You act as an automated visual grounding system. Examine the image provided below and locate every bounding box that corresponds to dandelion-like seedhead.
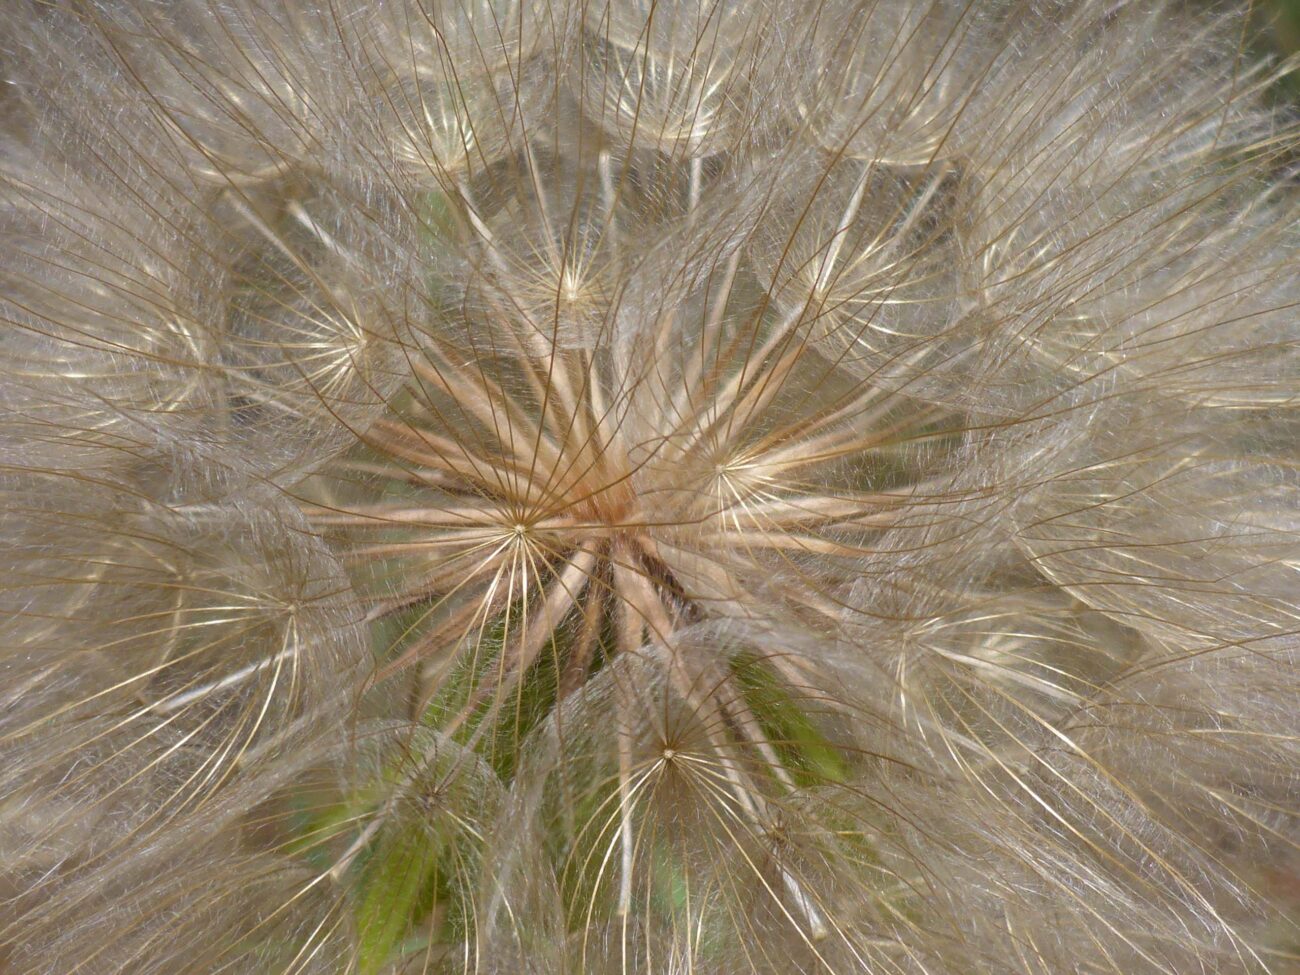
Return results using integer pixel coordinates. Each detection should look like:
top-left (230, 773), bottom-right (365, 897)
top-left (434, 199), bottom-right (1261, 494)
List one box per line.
top-left (1, 1), bottom-right (1297, 972)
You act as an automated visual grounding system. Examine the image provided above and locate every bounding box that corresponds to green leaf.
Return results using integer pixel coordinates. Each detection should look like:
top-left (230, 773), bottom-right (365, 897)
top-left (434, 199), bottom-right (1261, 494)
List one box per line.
top-left (731, 655), bottom-right (849, 787)
top-left (354, 819), bottom-right (444, 974)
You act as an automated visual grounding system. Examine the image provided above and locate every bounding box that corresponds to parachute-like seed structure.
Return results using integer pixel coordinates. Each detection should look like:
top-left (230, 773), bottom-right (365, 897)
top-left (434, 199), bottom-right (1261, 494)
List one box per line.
top-left (1, 1), bottom-right (1297, 973)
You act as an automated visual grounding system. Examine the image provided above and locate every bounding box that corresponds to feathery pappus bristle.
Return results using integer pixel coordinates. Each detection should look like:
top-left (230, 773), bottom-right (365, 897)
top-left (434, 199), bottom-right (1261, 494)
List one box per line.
top-left (1, 0), bottom-right (1297, 972)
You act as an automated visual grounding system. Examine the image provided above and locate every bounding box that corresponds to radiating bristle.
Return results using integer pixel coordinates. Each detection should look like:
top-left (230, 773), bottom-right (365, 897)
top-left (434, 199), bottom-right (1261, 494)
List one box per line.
top-left (1, 0), bottom-right (1297, 972)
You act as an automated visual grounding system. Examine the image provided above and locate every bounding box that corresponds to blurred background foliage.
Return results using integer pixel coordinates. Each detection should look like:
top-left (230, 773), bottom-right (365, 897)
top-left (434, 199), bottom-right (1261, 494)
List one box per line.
top-left (1261, 0), bottom-right (1300, 96)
